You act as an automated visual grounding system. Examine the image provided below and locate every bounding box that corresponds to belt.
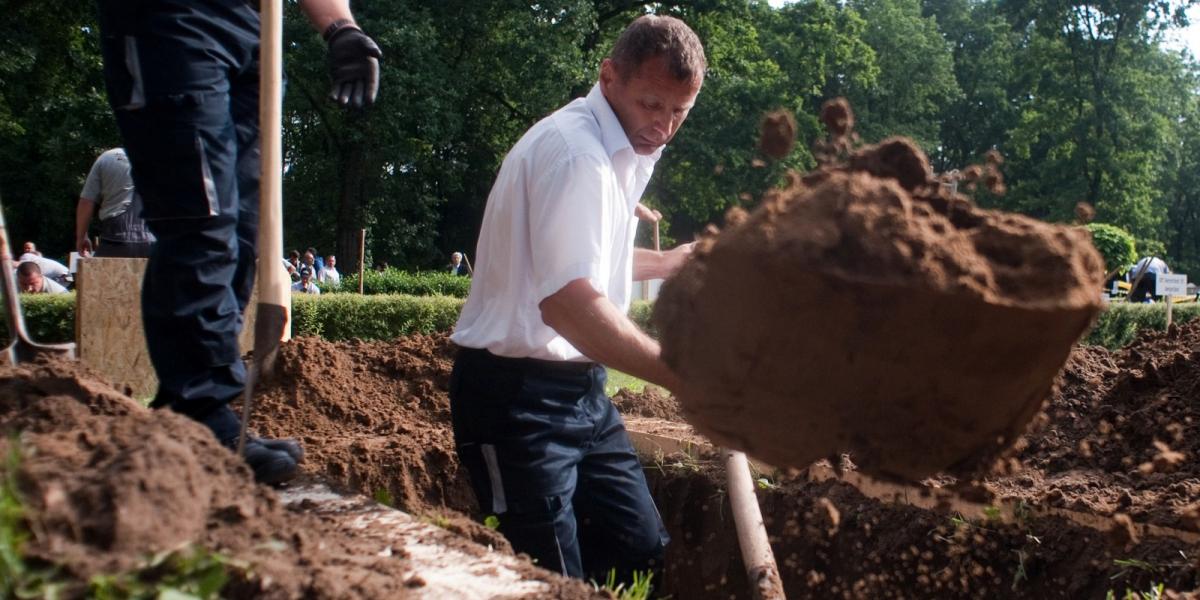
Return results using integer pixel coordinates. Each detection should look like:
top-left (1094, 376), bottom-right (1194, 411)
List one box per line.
top-left (456, 346), bottom-right (597, 375)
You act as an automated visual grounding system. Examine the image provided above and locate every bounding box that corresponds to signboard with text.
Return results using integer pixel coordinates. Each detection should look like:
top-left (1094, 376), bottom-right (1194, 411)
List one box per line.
top-left (1156, 273), bottom-right (1188, 296)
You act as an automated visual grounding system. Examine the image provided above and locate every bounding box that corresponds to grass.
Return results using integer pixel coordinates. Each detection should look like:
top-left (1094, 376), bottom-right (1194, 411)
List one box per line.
top-left (1106, 582), bottom-right (1167, 600)
top-left (605, 370), bottom-right (648, 397)
top-left (592, 568), bottom-right (655, 600)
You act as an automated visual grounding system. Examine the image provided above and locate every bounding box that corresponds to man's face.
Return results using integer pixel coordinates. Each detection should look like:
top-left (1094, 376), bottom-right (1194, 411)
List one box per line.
top-left (327, 256), bottom-right (336, 268)
top-left (451, 253), bottom-right (462, 265)
top-left (599, 55), bottom-right (703, 156)
top-left (18, 271), bottom-right (42, 293)
top-left (22, 243), bottom-right (33, 255)
top-left (303, 252), bottom-right (315, 265)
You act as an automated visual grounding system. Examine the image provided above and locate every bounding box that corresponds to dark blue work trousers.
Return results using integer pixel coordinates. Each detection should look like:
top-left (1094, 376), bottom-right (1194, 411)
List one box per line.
top-left (97, 0), bottom-right (262, 418)
top-left (450, 347), bottom-right (670, 583)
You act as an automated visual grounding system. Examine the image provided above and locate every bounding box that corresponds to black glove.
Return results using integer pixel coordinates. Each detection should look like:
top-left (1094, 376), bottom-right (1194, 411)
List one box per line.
top-left (326, 25), bottom-right (382, 108)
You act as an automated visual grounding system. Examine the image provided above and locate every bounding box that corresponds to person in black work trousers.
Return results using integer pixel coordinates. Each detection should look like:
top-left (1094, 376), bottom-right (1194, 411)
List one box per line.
top-left (95, 0), bottom-right (382, 484)
top-left (449, 15), bottom-right (704, 588)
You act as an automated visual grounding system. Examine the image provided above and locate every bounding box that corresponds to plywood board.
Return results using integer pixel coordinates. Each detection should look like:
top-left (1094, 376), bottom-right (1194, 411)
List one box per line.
top-left (76, 258), bottom-right (265, 400)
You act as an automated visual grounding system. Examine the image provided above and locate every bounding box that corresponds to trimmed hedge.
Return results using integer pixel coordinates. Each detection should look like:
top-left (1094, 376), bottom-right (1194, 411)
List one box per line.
top-left (11, 293), bottom-right (1197, 351)
top-left (329, 268), bottom-right (472, 297)
top-left (1084, 301), bottom-right (1200, 349)
top-left (292, 293), bottom-right (463, 340)
top-left (0, 293), bottom-right (76, 344)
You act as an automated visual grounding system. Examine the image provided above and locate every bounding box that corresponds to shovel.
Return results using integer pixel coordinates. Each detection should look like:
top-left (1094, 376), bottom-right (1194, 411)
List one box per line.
top-left (237, 0), bottom-right (290, 453)
top-left (0, 195), bottom-right (76, 364)
top-left (653, 220), bottom-right (784, 599)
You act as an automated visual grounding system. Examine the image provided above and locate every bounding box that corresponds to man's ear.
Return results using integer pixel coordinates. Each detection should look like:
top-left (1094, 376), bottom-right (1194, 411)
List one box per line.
top-left (599, 58), bottom-right (615, 89)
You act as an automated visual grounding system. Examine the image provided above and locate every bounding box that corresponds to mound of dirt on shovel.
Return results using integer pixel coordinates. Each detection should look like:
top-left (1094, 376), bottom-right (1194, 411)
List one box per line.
top-left (0, 359), bottom-right (420, 598)
top-left (655, 103), bottom-right (1104, 482)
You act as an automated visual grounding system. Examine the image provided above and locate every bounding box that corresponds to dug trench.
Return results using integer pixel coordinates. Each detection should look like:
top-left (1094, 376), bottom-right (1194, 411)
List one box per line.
top-left (248, 332), bottom-right (1199, 598)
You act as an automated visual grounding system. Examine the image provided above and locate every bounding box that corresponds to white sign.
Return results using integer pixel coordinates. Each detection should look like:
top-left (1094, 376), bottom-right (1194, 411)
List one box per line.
top-left (1156, 273), bottom-right (1188, 296)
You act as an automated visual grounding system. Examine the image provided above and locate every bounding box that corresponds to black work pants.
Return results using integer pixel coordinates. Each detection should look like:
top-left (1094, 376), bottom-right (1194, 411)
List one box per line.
top-left (97, 0), bottom-right (261, 419)
top-left (450, 347), bottom-right (670, 584)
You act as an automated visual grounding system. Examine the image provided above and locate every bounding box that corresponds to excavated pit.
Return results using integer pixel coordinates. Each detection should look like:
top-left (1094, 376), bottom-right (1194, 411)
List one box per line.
top-left (654, 137), bottom-right (1105, 481)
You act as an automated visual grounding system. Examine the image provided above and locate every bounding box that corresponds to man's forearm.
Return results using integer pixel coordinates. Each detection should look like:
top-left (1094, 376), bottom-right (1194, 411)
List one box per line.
top-left (540, 279), bottom-right (681, 391)
top-left (633, 248), bottom-right (669, 281)
top-left (75, 199), bottom-right (95, 243)
top-left (298, 0), bottom-right (354, 33)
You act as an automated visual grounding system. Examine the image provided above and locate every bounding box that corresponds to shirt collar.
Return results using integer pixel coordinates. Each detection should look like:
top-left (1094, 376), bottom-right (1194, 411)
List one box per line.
top-left (585, 83), bottom-right (664, 163)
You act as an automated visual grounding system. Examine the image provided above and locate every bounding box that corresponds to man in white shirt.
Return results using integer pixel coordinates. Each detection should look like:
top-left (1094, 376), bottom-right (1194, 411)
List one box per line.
top-left (449, 15), bottom-right (704, 586)
top-left (17, 262), bottom-right (68, 294)
top-left (317, 255), bottom-right (341, 286)
top-left (292, 268), bottom-right (321, 294)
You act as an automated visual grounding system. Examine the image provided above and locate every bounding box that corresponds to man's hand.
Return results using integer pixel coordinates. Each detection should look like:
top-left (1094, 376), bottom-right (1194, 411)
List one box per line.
top-left (77, 236), bottom-right (93, 257)
top-left (327, 26), bottom-right (382, 108)
top-left (634, 203), bottom-right (662, 223)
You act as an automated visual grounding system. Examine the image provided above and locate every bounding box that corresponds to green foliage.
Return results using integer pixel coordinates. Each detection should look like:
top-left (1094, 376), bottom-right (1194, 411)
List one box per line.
top-left (1087, 223), bottom-right (1139, 273)
top-left (1086, 302), bottom-right (1200, 349)
top-left (291, 293), bottom-right (463, 341)
top-left (592, 568), bottom-right (654, 600)
top-left (604, 370), bottom-right (649, 397)
top-left (0, 441), bottom-right (65, 600)
top-left (373, 488), bottom-right (395, 508)
top-left (483, 515), bottom-right (500, 530)
top-left (333, 268), bottom-right (472, 297)
top-left (1106, 582), bottom-right (1166, 600)
top-left (87, 545), bottom-right (237, 600)
top-left (0, 293), bottom-right (76, 344)
top-left (628, 300), bottom-right (656, 337)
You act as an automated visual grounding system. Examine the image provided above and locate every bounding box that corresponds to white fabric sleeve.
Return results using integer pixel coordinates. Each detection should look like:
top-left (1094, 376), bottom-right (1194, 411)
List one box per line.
top-left (80, 157), bottom-right (103, 201)
top-left (528, 153), bottom-right (616, 303)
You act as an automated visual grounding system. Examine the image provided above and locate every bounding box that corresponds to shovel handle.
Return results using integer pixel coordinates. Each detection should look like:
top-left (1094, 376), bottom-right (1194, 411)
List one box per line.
top-left (725, 448), bottom-right (786, 600)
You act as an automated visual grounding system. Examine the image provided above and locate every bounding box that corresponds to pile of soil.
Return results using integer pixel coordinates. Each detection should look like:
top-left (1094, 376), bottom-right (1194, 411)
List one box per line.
top-left (654, 103), bottom-right (1104, 481)
top-left (246, 334), bottom-right (505, 549)
top-left (0, 359), bottom-right (419, 598)
top-left (991, 321), bottom-right (1200, 530)
top-left (647, 463), bottom-right (1200, 599)
top-left (612, 385), bottom-right (682, 420)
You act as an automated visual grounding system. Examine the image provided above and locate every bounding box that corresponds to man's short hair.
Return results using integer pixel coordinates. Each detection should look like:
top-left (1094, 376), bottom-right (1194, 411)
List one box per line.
top-left (610, 15), bottom-right (706, 82)
top-left (16, 261), bottom-right (41, 277)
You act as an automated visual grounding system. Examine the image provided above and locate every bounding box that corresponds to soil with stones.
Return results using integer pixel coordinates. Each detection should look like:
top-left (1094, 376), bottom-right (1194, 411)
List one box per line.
top-left (0, 351), bottom-right (601, 599)
top-left (988, 320), bottom-right (1200, 531)
top-left (655, 128), bottom-right (1104, 482)
top-left (646, 462), bottom-right (1200, 600)
top-left (612, 385), bottom-right (682, 420)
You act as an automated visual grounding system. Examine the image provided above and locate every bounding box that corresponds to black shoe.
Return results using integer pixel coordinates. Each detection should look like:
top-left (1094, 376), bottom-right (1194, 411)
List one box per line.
top-left (241, 438), bottom-right (299, 485)
top-left (253, 436), bottom-right (304, 464)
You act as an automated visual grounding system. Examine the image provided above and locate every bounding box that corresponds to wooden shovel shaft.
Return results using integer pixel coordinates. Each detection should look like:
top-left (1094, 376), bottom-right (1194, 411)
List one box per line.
top-left (725, 449), bottom-right (786, 600)
top-left (240, 0), bottom-right (288, 453)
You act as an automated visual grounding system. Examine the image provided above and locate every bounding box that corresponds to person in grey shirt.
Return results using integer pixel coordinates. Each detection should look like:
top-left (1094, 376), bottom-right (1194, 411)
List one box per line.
top-left (17, 262), bottom-right (68, 294)
top-left (76, 148), bottom-right (155, 258)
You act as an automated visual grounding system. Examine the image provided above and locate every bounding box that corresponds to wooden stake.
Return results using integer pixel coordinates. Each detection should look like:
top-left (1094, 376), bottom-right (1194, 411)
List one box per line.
top-left (1167, 293), bottom-right (1174, 328)
top-left (725, 449), bottom-right (786, 600)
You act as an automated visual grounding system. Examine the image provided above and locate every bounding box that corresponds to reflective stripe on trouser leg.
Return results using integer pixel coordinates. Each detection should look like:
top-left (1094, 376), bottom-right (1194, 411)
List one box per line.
top-left (479, 443), bottom-right (508, 514)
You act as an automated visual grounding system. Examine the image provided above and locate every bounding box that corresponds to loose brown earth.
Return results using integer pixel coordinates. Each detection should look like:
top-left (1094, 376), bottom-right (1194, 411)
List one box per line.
top-left (4, 328), bottom-right (1199, 597)
top-left (0, 350), bottom-right (601, 599)
top-left (655, 106), bottom-right (1105, 481)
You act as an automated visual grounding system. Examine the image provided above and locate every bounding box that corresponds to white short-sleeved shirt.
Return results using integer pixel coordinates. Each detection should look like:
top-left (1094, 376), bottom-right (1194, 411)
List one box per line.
top-left (451, 83), bottom-right (661, 361)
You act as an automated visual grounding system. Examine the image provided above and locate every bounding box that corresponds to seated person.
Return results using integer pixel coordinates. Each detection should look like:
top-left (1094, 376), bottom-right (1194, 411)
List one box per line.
top-left (17, 261), bottom-right (68, 294)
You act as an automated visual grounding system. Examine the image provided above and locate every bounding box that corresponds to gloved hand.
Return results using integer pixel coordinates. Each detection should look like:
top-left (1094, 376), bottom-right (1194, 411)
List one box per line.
top-left (326, 25), bottom-right (382, 108)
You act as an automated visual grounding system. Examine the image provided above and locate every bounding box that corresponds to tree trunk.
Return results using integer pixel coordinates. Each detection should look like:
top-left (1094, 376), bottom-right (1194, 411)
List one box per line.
top-left (336, 145), bottom-right (367, 275)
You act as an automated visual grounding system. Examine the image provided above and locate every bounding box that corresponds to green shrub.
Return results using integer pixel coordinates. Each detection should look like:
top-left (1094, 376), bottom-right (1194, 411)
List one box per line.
top-left (629, 300), bottom-right (655, 336)
top-left (291, 293), bottom-right (464, 340)
top-left (329, 268), bottom-right (472, 297)
top-left (0, 293), bottom-right (76, 344)
top-left (1086, 223), bottom-right (1137, 274)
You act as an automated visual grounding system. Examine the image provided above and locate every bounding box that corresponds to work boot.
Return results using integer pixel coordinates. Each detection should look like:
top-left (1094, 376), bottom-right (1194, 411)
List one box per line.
top-left (251, 435), bottom-right (304, 464)
top-left (200, 404), bottom-right (299, 485)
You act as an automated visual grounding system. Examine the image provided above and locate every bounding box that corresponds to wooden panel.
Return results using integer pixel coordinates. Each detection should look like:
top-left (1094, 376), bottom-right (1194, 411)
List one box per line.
top-left (76, 258), bottom-right (265, 401)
